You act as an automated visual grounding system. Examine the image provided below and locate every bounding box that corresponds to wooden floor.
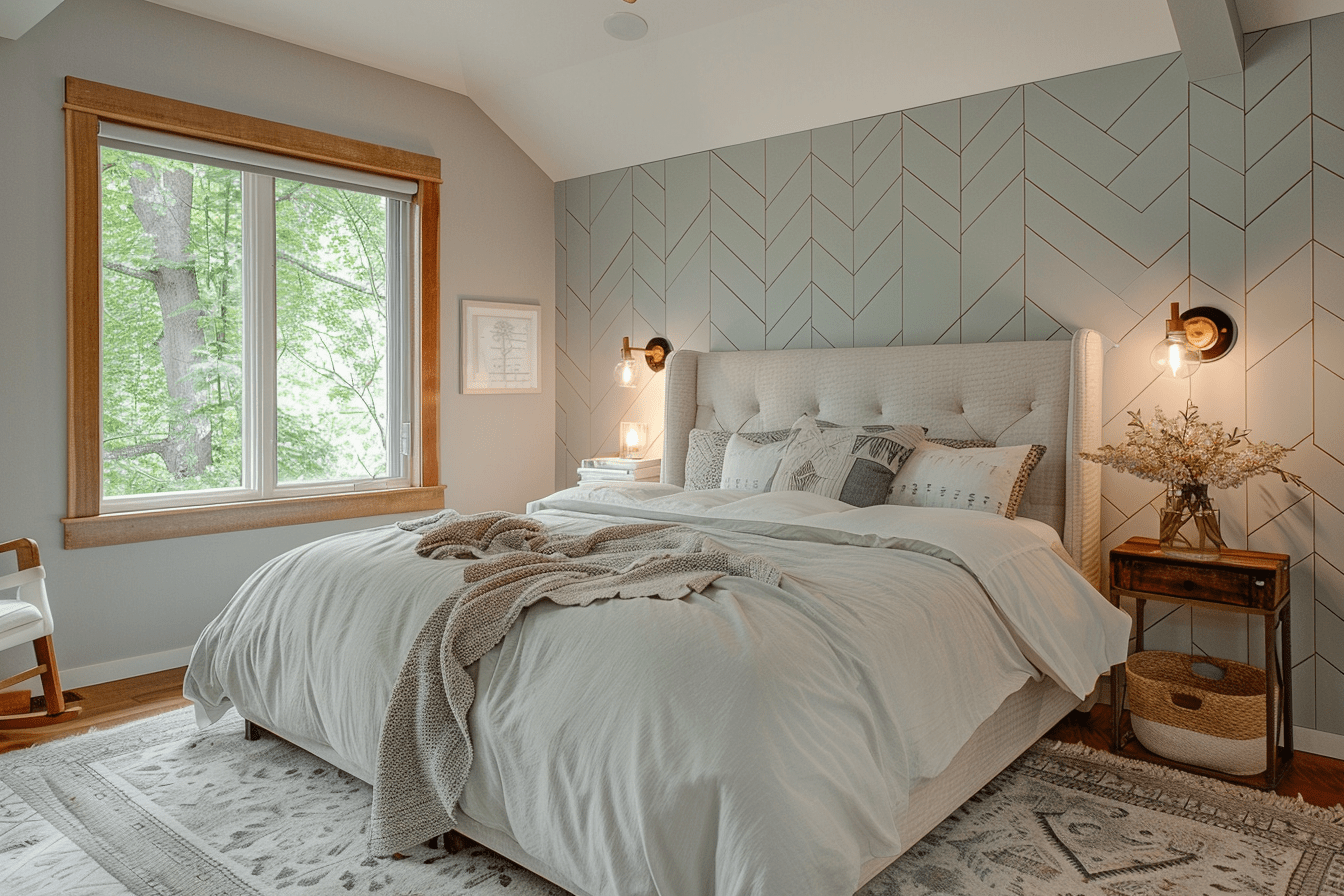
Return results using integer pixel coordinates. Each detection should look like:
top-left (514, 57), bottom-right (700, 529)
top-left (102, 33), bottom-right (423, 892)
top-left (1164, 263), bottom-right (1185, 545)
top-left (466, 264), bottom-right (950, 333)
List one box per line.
top-left (0, 667), bottom-right (191, 754)
top-left (4, 668), bottom-right (1343, 810)
top-left (1047, 703), bottom-right (1344, 809)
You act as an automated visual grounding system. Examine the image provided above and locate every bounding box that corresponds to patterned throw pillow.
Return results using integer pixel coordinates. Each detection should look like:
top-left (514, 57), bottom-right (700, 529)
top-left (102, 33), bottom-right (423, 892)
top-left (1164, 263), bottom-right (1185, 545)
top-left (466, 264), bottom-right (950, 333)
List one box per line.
top-left (888, 441), bottom-right (1047, 519)
top-left (682, 420), bottom-right (933, 491)
top-left (719, 434), bottom-right (792, 492)
top-left (926, 437), bottom-right (996, 449)
top-left (769, 415), bottom-right (925, 507)
top-left (684, 427), bottom-right (793, 490)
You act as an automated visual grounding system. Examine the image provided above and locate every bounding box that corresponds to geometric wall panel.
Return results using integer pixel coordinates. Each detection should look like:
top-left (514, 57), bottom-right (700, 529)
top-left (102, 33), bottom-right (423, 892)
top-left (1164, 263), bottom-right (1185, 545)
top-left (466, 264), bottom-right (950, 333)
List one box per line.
top-left (555, 10), bottom-right (1344, 739)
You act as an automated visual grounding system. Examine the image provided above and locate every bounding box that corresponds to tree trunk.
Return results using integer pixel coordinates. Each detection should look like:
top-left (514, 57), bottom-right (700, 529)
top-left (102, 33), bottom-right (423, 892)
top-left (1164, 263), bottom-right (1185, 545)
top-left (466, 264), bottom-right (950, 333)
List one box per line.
top-left (126, 161), bottom-right (212, 479)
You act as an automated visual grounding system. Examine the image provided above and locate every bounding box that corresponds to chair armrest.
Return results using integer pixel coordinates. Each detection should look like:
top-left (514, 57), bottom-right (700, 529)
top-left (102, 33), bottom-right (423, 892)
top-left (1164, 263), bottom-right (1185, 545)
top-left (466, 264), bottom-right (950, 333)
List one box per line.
top-left (0, 538), bottom-right (40, 571)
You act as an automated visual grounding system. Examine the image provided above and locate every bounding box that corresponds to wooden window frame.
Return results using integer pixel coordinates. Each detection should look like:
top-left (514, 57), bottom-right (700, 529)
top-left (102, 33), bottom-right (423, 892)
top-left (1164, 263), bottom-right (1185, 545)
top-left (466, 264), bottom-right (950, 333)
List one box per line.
top-left (62, 77), bottom-right (445, 549)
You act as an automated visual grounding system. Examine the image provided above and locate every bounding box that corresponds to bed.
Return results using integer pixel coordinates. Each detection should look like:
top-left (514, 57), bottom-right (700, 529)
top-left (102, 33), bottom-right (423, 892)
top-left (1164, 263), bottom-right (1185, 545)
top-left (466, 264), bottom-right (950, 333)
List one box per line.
top-left (184, 327), bottom-right (1130, 896)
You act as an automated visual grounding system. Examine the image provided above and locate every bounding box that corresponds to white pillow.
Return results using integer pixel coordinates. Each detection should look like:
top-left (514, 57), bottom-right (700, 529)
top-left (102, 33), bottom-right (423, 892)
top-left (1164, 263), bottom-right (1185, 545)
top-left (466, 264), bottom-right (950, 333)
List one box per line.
top-left (888, 440), bottom-right (1046, 519)
top-left (769, 415), bottom-right (924, 507)
top-left (719, 433), bottom-right (792, 492)
top-left (684, 427), bottom-right (794, 490)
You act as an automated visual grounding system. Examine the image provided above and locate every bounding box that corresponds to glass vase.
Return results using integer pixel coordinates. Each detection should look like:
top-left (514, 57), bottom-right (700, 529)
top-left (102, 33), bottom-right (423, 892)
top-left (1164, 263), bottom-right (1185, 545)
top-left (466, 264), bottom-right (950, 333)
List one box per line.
top-left (1157, 483), bottom-right (1224, 561)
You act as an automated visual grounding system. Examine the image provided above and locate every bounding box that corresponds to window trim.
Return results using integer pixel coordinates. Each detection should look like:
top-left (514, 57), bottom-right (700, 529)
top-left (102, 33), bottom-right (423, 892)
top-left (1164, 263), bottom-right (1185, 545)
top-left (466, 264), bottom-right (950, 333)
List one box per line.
top-left (63, 77), bottom-right (445, 549)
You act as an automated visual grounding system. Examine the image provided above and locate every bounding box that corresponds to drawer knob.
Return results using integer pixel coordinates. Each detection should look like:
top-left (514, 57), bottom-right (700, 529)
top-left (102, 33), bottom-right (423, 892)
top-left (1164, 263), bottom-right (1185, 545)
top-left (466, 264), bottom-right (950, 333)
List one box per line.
top-left (1255, 580), bottom-right (1266, 587)
top-left (1182, 579), bottom-right (1197, 591)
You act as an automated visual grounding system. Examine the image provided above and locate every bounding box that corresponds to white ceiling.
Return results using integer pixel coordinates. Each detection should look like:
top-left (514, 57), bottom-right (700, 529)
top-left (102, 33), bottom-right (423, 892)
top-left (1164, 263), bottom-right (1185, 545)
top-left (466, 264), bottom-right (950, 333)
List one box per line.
top-left (12, 1), bottom-right (1344, 181)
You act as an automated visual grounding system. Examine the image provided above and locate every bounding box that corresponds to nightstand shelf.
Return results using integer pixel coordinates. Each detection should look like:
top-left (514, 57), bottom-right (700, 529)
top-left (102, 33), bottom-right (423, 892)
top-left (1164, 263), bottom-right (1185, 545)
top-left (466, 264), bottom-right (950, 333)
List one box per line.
top-left (1109, 536), bottom-right (1293, 791)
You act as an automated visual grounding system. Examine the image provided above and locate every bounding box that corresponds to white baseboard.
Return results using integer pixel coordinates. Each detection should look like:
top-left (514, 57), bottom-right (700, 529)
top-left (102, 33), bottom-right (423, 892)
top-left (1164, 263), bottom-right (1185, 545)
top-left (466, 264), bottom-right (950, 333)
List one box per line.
top-left (60, 646), bottom-right (193, 691)
top-left (1293, 726), bottom-right (1344, 762)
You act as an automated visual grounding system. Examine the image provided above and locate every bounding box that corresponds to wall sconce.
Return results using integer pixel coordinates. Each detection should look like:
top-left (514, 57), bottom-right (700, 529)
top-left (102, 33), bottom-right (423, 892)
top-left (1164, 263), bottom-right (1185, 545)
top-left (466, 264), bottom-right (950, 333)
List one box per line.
top-left (619, 421), bottom-right (649, 458)
top-left (613, 336), bottom-right (673, 388)
top-left (1149, 303), bottom-right (1236, 379)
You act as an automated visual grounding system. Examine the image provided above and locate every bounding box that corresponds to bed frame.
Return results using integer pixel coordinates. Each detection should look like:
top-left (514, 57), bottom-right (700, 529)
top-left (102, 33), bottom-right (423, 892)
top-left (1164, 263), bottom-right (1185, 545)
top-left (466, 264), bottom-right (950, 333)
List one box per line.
top-left (251, 328), bottom-right (1108, 895)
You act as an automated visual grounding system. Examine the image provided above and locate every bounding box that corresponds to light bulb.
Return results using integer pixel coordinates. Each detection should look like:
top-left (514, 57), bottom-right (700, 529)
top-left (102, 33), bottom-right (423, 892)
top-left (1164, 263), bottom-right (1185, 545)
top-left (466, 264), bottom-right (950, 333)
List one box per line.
top-left (1149, 302), bottom-right (1203, 379)
top-left (1150, 331), bottom-right (1202, 379)
top-left (614, 336), bottom-right (640, 388)
top-left (618, 421), bottom-right (647, 458)
top-left (614, 358), bottom-right (639, 388)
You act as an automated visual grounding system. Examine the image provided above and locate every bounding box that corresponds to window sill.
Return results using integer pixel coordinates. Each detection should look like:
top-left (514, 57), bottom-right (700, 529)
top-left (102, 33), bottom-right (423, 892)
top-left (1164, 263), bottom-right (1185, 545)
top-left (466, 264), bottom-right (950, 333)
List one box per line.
top-left (62, 486), bottom-right (447, 549)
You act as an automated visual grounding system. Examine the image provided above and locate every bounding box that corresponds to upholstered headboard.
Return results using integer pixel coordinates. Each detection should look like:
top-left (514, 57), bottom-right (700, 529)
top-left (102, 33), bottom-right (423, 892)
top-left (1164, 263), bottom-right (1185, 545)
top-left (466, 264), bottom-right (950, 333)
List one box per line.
top-left (661, 329), bottom-right (1105, 587)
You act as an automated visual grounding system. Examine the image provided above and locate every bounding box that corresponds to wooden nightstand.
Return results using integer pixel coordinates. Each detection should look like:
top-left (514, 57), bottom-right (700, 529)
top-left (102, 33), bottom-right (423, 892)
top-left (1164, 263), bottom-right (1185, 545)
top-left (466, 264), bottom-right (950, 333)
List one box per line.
top-left (1109, 536), bottom-right (1293, 790)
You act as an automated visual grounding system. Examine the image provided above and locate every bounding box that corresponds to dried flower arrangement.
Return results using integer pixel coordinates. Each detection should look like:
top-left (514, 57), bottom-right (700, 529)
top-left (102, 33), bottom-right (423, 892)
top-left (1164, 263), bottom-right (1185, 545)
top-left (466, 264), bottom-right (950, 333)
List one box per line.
top-left (1080, 401), bottom-right (1304, 557)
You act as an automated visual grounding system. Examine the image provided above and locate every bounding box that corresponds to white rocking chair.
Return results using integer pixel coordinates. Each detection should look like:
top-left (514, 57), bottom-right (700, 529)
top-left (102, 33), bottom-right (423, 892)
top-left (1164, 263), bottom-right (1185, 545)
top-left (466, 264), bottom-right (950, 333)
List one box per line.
top-left (0, 538), bottom-right (81, 728)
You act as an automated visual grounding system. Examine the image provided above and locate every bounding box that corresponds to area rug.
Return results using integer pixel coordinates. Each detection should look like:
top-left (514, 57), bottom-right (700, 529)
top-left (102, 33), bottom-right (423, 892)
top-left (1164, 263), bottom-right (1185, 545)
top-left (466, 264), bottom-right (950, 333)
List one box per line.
top-left (2, 709), bottom-right (1342, 895)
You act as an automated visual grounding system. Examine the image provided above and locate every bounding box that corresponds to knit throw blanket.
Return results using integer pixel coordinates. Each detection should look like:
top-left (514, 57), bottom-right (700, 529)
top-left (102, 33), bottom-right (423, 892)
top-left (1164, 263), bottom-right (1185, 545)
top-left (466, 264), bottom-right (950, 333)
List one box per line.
top-left (368, 512), bottom-right (781, 854)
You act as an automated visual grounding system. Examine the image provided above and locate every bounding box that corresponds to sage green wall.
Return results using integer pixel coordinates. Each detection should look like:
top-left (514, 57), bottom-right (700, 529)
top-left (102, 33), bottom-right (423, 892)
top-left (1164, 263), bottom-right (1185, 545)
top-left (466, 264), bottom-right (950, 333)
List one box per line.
top-left (556, 16), bottom-right (1344, 738)
top-left (0, 0), bottom-right (555, 685)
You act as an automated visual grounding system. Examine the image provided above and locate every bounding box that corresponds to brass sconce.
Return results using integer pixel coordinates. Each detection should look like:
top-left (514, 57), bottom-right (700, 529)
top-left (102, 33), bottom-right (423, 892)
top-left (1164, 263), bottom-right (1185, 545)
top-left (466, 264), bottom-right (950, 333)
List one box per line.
top-left (1150, 303), bottom-right (1236, 379)
top-left (614, 336), bottom-right (672, 388)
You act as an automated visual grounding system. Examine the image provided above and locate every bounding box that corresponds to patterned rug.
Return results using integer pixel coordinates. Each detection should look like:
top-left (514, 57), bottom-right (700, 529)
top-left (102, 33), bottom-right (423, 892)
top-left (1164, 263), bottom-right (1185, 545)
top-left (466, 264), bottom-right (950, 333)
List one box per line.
top-left (2, 708), bottom-right (1342, 895)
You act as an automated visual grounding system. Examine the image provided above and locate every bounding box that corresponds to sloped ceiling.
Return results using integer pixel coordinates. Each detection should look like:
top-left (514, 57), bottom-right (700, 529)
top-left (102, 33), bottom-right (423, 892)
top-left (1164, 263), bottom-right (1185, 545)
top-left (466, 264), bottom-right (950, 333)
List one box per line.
top-left (109, 0), bottom-right (1344, 180)
top-left (0, 0), bottom-right (63, 40)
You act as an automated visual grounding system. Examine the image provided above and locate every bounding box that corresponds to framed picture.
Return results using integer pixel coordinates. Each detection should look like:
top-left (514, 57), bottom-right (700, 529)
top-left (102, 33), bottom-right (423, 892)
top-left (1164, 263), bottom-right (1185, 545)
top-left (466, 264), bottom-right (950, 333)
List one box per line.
top-left (460, 299), bottom-right (541, 394)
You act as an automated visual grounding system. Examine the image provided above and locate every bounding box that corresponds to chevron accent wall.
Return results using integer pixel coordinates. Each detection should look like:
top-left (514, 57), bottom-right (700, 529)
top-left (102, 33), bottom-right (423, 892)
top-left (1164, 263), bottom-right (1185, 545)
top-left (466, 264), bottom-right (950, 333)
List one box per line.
top-left (556, 14), bottom-right (1344, 738)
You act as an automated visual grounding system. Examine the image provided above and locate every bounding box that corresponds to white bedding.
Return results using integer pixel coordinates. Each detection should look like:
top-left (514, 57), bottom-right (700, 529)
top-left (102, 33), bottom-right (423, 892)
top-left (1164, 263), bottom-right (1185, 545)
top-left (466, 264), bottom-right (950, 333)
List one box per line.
top-left (185, 486), bottom-right (1129, 896)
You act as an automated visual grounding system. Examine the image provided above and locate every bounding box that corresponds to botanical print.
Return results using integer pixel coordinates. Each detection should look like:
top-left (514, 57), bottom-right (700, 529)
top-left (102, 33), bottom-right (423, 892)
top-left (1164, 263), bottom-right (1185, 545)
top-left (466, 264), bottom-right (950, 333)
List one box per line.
top-left (462, 300), bottom-right (540, 393)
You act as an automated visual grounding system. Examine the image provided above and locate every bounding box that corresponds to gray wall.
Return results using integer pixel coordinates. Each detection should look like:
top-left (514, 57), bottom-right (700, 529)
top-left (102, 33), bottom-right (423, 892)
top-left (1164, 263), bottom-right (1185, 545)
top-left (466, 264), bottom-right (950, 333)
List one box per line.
top-left (0, 0), bottom-right (555, 684)
top-left (556, 17), bottom-right (1344, 739)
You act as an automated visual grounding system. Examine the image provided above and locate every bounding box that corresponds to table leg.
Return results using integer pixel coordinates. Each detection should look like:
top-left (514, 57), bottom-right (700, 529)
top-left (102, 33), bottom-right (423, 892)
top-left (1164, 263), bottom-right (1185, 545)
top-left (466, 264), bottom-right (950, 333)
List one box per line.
top-left (1266, 605), bottom-right (1278, 787)
top-left (1282, 601), bottom-right (1294, 762)
top-left (1135, 598), bottom-right (1146, 652)
top-left (1111, 661), bottom-right (1125, 752)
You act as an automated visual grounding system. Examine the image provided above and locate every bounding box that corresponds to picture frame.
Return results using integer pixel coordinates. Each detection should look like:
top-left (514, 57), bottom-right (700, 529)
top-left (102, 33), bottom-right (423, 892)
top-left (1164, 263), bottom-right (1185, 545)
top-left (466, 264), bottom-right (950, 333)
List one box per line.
top-left (460, 299), bottom-right (541, 394)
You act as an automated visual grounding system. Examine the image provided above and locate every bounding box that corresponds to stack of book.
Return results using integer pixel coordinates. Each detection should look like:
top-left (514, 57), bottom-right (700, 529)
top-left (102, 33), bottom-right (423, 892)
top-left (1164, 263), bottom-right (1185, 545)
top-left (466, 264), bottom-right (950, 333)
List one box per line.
top-left (577, 456), bottom-right (661, 483)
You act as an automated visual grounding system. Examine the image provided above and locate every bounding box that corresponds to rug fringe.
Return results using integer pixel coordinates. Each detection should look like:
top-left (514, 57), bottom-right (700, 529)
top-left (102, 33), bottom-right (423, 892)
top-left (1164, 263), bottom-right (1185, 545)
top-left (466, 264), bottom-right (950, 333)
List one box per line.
top-left (1031, 738), bottom-right (1344, 824)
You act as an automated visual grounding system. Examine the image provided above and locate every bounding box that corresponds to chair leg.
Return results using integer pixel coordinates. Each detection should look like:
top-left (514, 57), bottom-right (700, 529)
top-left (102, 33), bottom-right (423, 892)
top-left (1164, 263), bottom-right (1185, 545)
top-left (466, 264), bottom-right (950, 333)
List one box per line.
top-left (32, 635), bottom-right (66, 716)
top-left (0, 637), bottom-right (81, 729)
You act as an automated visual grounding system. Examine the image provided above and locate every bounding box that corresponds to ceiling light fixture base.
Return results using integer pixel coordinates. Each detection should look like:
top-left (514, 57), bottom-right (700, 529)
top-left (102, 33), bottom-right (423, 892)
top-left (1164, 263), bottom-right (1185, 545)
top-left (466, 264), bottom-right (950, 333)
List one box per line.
top-left (603, 11), bottom-right (647, 40)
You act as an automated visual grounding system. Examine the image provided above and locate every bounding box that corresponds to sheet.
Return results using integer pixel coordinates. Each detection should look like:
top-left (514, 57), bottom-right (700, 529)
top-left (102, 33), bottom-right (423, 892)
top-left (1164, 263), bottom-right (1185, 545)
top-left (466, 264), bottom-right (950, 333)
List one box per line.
top-left (185, 485), bottom-right (1129, 896)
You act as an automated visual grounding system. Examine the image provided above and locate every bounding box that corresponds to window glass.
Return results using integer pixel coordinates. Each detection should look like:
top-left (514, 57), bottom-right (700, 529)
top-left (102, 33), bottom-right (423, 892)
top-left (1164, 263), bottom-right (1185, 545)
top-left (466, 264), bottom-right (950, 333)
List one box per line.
top-left (274, 179), bottom-right (400, 484)
top-left (98, 151), bottom-right (408, 505)
top-left (100, 148), bottom-right (244, 497)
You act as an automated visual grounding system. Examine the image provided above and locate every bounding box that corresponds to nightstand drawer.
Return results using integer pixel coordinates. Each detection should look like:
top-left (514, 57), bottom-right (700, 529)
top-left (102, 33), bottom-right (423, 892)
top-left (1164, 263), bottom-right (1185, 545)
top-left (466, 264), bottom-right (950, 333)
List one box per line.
top-left (1110, 538), bottom-right (1289, 611)
top-left (1120, 561), bottom-right (1275, 608)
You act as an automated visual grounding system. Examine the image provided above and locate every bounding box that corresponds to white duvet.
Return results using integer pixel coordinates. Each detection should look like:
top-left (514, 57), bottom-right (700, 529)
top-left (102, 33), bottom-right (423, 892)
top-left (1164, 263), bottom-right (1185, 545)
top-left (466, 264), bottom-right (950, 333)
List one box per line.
top-left (185, 485), bottom-right (1130, 896)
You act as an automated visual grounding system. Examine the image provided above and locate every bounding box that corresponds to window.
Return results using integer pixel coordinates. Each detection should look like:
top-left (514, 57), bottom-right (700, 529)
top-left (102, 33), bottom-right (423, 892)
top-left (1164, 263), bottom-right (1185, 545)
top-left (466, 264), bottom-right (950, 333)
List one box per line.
top-left (64, 78), bottom-right (444, 548)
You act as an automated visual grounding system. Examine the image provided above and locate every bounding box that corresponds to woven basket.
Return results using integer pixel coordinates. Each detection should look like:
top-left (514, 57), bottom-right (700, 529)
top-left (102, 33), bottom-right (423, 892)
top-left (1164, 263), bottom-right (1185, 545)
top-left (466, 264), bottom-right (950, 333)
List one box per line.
top-left (1126, 650), bottom-right (1272, 776)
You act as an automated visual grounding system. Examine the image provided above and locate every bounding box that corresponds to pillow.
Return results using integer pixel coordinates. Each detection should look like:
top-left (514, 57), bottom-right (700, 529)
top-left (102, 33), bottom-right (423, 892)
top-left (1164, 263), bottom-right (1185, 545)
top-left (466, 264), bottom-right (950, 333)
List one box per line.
top-left (926, 437), bottom-right (995, 449)
top-left (887, 440), bottom-right (1047, 519)
top-left (684, 427), bottom-right (794, 490)
top-left (769, 415), bottom-right (924, 507)
top-left (682, 420), bottom-right (929, 491)
top-left (719, 434), bottom-right (792, 492)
